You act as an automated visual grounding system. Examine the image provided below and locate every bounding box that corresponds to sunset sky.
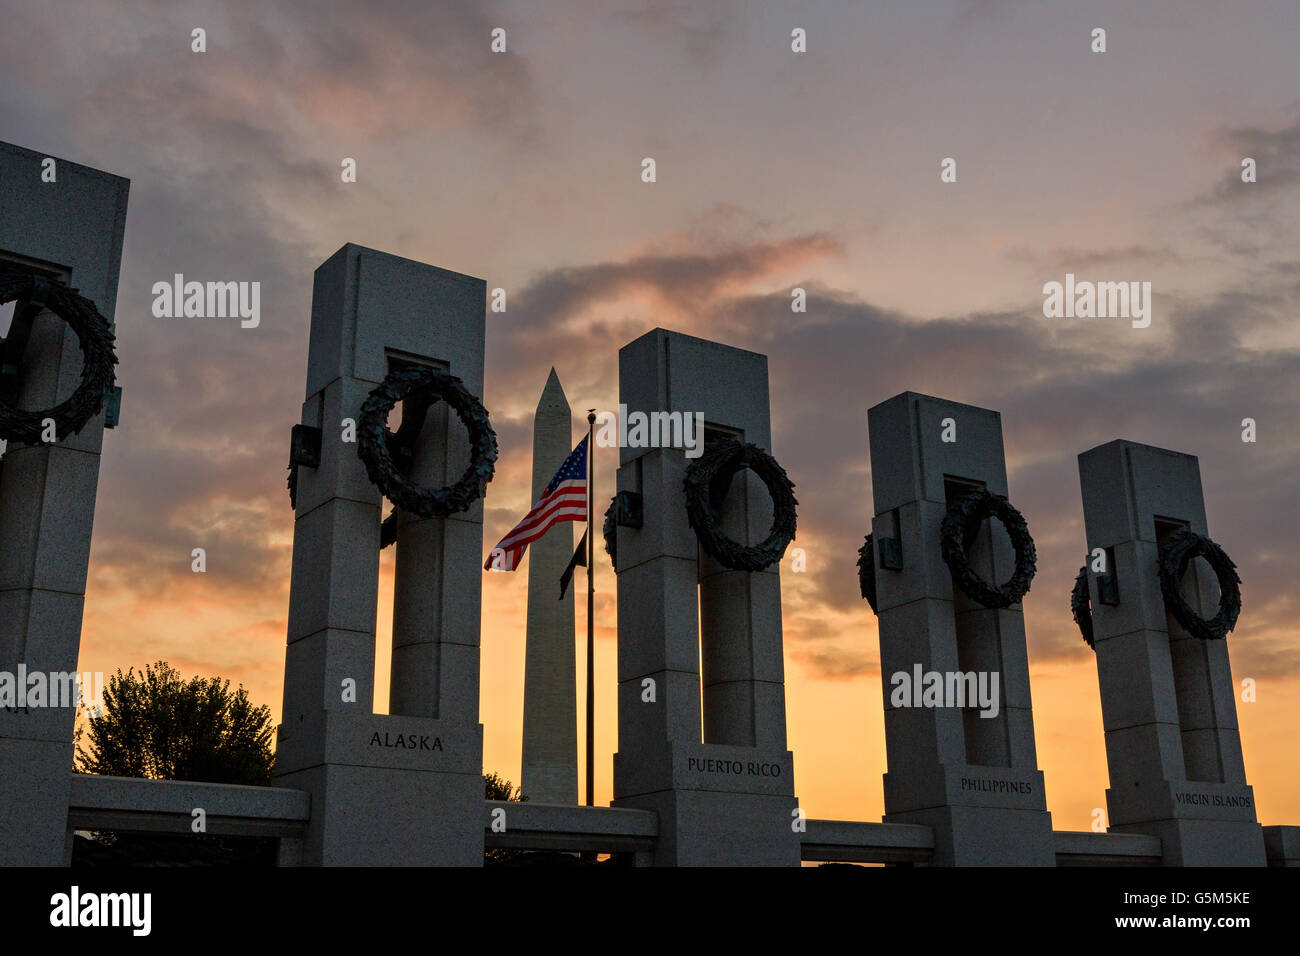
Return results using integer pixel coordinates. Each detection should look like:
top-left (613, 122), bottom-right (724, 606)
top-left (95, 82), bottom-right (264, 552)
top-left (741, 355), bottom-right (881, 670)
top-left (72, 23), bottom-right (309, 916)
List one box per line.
top-left (3, 0), bottom-right (1299, 831)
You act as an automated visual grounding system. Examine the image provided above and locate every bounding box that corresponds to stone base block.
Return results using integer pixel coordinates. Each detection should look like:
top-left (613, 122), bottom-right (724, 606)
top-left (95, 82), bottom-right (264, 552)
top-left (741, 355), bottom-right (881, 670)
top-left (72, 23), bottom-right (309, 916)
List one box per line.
top-left (1105, 777), bottom-right (1265, 866)
top-left (613, 740), bottom-right (798, 866)
top-left (884, 803), bottom-right (1056, 866)
top-left (276, 762), bottom-right (483, 866)
top-left (0, 736), bottom-right (73, 865)
top-left (1263, 825), bottom-right (1300, 867)
top-left (614, 788), bottom-right (800, 866)
top-left (274, 710), bottom-right (484, 866)
top-left (275, 709), bottom-right (481, 776)
top-left (614, 740), bottom-right (794, 800)
top-left (1106, 779), bottom-right (1259, 828)
top-left (1109, 817), bottom-right (1266, 867)
top-left (883, 763), bottom-right (1047, 814)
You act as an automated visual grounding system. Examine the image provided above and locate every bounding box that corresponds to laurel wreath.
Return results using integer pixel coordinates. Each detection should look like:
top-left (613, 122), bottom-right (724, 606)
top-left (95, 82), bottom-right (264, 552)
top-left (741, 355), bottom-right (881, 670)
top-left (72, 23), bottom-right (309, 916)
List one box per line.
top-left (939, 489), bottom-right (1037, 609)
top-left (356, 366), bottom-right (497, 518)
top-left (603, 496), bottom-right (618, 571)
top-left (683, 437), bottom-right (797, 572)
top-left (858, 534), bottom-right (878, 613)
top-left (0, 272), bottom-right (117, 444)
top-left (1157, 529), bottom-right (1242, 641)
top-left (1071, 566), bottom-right (1094, 649)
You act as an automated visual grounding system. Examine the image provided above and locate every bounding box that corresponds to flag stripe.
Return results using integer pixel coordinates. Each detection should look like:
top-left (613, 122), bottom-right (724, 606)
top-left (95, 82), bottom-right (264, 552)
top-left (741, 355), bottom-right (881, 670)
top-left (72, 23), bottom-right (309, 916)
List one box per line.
top-left (485, 436), bottom-right (589, 571)
top-left (497, 486), bottom-right (586, 535)
top-left (496, 497), bottom-right (587, 548)
top-left (501, 500), bottom-right (586, 539)
top-left (496, 507), bottom-right (586, 551)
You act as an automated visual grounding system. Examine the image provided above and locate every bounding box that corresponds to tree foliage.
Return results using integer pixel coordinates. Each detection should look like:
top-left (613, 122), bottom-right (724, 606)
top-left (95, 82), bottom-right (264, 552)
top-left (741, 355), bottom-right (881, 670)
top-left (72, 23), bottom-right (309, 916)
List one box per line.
top-left (484, 771), bottom-right (525, 802)
top-left (484, 772), bottom-right (528, 864)
top-left (75, 661), bottom-right (275, 786)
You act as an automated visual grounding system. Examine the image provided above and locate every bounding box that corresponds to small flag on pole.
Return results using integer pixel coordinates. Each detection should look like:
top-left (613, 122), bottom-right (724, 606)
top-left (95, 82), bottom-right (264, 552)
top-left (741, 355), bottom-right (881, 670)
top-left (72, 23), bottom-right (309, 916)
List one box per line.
top-left (485, 436), bottom-right (588, 572)
top-left (559, 530), bottom-right (587, 599)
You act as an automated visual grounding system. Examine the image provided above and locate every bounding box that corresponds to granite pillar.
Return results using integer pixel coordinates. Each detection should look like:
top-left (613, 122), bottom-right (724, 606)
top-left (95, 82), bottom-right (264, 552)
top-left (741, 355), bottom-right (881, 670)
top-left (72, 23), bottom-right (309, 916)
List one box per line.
top-left (866, 392), bottom-right (1054, 865)
top-left (0, 141), bottom-right (128, 866)
top-left (1077, 439), bottom-right (1266, 866)
top-left (611, 328), bottom-right (800, 866)
top-left (274, 244), bottom-right (487, 865)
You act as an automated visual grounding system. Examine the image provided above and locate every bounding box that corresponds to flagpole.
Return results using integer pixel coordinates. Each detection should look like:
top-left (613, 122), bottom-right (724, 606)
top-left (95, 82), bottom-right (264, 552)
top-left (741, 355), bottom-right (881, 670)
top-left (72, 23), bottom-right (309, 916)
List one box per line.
top-left (585, 410), bottom-right (596, 809)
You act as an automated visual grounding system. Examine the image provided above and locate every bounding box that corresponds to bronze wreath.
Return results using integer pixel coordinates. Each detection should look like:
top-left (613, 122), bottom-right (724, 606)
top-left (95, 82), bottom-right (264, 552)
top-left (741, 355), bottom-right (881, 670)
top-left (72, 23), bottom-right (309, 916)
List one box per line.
top-left (683, 437), bottom-right (797, 572)
top-left (356, 366), bottom-right (497, 518)
top-left (0, 272), bottom-right (117, 444)
top-left (1157, 529), bottom-right (1241, 640)
top-left (939, 489), bottom-right (1036, 609)
top-left (858, 534), bottom-right (878, 613)
top-left (603, 496), bottom-right (618, 571)
top-left (1071, 566), bottom-right (1094, 649)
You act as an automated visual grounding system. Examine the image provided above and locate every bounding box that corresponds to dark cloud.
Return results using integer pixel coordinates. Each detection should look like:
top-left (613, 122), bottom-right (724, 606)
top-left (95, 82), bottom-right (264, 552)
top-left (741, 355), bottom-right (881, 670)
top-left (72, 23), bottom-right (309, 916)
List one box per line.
top-left (0, 0), bottom-right (541, 640)
top-left (487, 234), bottom-right (842, 388)
top-left (3, 0), bottom-right (1295, 702)
top-left (1, 0), bottom-right (535, 148)
top-left (1208, 112), bottom-right (1300, 199)
top-left (486, 238), bottom-right (1300, 680)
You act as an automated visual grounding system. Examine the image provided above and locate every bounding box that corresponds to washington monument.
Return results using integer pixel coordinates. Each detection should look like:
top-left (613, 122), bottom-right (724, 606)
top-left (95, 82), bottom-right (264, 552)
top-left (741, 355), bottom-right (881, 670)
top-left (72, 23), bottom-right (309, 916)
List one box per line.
top-left (521, 368), bottom-right (578, 803)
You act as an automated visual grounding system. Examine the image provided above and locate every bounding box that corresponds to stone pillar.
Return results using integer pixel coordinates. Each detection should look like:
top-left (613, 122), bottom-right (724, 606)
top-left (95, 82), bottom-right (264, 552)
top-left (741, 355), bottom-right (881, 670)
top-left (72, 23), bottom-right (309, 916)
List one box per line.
top-left (1077, 440), bottom-right (1266, 866)
top-left (274, 244), bottom-right (486, 866)
top-left (521, 368), bottom-right (577, 804)
top-left (866, 392), bottom-right (1054, 865)
top-left (0, 142), bottom-right (128, 866)
top-left (611, 328), bottom-right (800, 866)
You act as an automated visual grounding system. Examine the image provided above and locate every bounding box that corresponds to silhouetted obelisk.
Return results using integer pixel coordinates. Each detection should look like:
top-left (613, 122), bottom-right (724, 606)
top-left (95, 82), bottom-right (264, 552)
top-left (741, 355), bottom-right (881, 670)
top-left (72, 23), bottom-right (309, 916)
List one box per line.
top-left (521, 368), bottom-right (578, 803)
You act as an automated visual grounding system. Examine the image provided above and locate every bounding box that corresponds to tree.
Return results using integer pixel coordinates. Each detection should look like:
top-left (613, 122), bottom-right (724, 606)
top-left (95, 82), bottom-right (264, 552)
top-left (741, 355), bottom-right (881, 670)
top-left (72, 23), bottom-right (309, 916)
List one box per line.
top-left (484, 771), bottom-right (525, 802)
top-left (75, 661), bottom-right (275, 786)
top-left (483, 771), bottom-right (528, 865)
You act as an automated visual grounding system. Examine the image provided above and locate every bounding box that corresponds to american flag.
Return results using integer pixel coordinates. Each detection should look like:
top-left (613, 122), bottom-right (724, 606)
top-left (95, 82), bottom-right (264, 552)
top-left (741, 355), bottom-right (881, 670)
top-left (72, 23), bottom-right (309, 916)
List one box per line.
top-left (484, 436), bottom-right (588, 571)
